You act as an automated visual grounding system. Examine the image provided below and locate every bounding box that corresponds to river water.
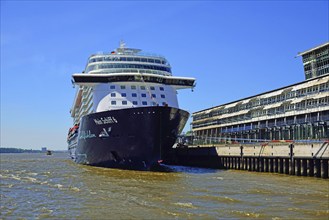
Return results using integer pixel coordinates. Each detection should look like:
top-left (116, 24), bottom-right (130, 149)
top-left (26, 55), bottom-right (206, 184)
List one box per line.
top-left (0, 152), bottom-right (328, 219)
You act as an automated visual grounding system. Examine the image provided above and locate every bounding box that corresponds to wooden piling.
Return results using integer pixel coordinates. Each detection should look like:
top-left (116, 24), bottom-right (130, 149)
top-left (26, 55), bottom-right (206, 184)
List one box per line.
top-left (274, 158), bottom-right (278, 173)
top-left (170, 142), bottom-right (328, 179)
top-left (284, 158), bottom-right (290, 174)
top-left (279, 158), bottom-right (284, 174)
top-left (321, 159), bottom-right (328, 179)
top-left (308, 159), bottom-right (314, 177)
top-left (301, 159), bottom-right (307, 176)
top-left (315, 159), bottom-right (321, 178)
top-left (260, 157), bottom-right (264, 172)
top-left (296, 158), bottom-right (301, 176)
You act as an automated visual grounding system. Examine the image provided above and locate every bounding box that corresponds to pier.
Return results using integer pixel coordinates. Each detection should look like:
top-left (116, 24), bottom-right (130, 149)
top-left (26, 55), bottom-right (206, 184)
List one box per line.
top-left (167, 140), bottom-right (329, 179)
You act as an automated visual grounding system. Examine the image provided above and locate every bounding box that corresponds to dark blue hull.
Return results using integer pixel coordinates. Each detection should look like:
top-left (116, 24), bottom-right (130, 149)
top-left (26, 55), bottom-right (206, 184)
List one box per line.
top-left (68, 106), bottom-right (189, 171)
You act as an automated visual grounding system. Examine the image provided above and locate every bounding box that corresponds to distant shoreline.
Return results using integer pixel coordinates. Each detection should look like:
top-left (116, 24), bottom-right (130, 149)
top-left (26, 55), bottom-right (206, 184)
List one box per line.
top-left (0, 148), bottom-right (67, 153)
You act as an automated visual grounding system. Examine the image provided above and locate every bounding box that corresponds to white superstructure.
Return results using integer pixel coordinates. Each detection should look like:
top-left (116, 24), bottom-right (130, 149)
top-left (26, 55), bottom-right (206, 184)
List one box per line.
top-left (70, 42), bottom-right (195, 125)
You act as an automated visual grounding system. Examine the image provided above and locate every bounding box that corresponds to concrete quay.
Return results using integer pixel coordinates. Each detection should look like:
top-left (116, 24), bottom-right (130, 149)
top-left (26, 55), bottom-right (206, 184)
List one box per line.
top-left (166, 141), bottom-right (329, 179)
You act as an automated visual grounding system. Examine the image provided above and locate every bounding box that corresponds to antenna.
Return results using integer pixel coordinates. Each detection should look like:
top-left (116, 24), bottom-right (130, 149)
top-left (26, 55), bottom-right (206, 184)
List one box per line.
top-left (119, 40), bottom-right (126, 48)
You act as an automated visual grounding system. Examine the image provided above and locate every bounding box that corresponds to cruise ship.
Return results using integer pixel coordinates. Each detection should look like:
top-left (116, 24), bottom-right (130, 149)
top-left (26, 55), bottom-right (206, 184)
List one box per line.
top-left (67, 42), bottom-right (196, 170)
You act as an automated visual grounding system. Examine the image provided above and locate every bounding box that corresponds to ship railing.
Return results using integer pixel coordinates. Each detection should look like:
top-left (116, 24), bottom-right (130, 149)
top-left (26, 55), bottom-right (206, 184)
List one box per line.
top-left (89, 68), bottom-right (172, 76)
top-left (90, 51), bottom-right (166, 59)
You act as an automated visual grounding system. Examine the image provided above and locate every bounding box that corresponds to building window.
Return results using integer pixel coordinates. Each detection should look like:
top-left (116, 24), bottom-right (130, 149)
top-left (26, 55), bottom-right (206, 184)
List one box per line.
top-left (132, 93), bottom-right (137, 97)
top-left (121, 93), bottom-right (126, 97)
top-left (131, 85), bottom-right (136, 90)
top-left (141, 93), bottom-right (146, 97)
top-left (141, 86), bottom-right (146, 90)
top-left (111, 93), bottom-right (116, 97)
top-left (160, 87), bottom-right (164, 91)
top-left (111, 101), bottom-right (116, 105)
top-left (122, 101), bottom-right (127, 105)
top-left (133, 101), bottom-right (138, 105)
top-left (121, 85), bottom-right (126, 89)
top-left (152, 94), bottom-right (156, 98)
top-left (161, 94), bottom-right (165, 98)
top-left (150, 86), bottom-right (155, 90)
top-left (110, 85), bottom-right (115, 89)
top-left (142, 101), bottom-right (147, 105)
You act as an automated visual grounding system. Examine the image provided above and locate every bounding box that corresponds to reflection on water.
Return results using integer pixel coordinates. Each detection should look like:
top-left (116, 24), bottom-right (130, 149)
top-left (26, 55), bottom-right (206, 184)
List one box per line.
top-left (1, 153), bottom-right (328, 219)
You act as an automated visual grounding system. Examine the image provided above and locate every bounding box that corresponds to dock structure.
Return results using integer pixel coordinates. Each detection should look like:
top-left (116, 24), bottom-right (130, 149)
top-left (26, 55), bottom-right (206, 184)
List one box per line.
top-left (167, 140), bottom-right (329, 179)
top-left (183, 42), bottom-right (329, 178)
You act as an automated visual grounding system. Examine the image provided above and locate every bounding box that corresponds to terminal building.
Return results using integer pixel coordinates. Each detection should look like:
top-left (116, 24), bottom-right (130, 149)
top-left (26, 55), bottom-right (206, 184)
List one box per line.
top-left (191, 42), bottom-right (329, 142)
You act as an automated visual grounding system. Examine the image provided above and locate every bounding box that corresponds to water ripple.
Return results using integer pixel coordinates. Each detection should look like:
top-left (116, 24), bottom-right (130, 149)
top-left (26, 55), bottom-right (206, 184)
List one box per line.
top-left (0, 153), bottom-right (328, 219)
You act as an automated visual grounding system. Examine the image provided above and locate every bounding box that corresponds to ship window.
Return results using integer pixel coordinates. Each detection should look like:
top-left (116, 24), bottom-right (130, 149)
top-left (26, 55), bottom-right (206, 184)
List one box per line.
top-left (111, 93), bottom-right (116, 97)
top-left (141, 93), bottom-right (146, 98)
top-left (127, 57), bottom-right (133, 61)
top-left (110, 85), bottom-right (115, 89)
top-left (133, 101), bottom-right (138, 105)
top-left (159, 87), bottom-right (164, 91)
top-left (141, 86), bottom-right (146, 90)
top-left (111, 101), bottom-right (116, 105)
top-left (121, 85), bottom-right (126, 89)
top-left (141, 58), bottom-right (147, 62)
top-left (142, 101), bottom-right (147, 105)
top-left (161, 94), bottom-right (165, 98)
top-left (152, 94), bottom-right (156, 98)
top-left (132, 93), bottom-right (137, 97)
top-left (150, 86), bottom-right (155, 90)
top-left (122, 101), bottom-right (127, 105)
top-left (134, 57), bottom-right (141, 62)
top-left (155, 59), bottom-right (161, 64)
top-left (121, 93), bottom-right (127, 97)
top-left (131, 85), bottom-right (136, 90)
top-left (148, 59), bottom-right (154, 63)
top-left (121, 57), bottom-right (127, 61)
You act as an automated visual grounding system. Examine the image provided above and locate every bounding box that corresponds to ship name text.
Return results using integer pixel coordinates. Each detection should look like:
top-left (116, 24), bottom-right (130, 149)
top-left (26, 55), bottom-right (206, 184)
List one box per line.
top-left (94, 116), bottom-right (118, 125)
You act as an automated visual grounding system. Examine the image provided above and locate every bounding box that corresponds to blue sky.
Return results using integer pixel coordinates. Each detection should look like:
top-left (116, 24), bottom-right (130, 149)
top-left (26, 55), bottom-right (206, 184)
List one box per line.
top-left (1, 1), bottom-right (328, 150)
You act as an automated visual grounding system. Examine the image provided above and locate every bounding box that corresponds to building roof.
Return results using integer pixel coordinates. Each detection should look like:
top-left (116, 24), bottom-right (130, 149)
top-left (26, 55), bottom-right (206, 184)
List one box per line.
top-left (193, 73), bottom-right (329, 115)
top-left (297, 42), bottom-right (329, 57)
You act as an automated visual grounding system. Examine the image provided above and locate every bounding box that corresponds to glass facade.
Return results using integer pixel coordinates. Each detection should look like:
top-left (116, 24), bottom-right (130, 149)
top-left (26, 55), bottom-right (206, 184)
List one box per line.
top-left (86, 63), bottom-right (171, 74)
top-left (192, 54), bottom-right (329, 142)
top-left (300, 42), bottom-right (329, 80)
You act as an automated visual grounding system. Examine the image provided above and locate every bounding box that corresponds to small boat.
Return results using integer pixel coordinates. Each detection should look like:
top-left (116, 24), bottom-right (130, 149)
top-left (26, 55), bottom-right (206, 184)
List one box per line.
top-left (46, 150), bottom-right (52, 155)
